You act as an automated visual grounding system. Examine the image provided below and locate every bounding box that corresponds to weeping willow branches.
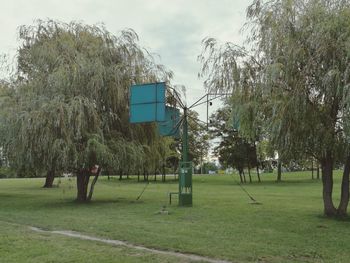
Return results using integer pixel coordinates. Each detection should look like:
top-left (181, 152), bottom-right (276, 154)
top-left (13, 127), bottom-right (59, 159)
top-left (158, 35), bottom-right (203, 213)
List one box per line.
top-left (5, 20), bottom-right (175, 189)
top-left (200, 0), bottom-right (350, 157)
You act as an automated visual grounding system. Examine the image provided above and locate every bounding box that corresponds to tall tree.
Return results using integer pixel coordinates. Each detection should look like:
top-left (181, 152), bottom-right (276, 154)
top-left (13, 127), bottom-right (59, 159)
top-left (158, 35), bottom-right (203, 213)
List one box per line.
top-left (8, 20), bottom-right (172, 201)
top-left (200, 0), bottom-right (350, 216)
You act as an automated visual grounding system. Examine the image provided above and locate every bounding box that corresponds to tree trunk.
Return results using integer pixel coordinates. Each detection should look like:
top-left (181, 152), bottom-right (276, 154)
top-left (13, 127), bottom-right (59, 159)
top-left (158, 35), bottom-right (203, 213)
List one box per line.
top-left (126, 168), bottom-right (130, 180)
top-left (242, 170), bottom-right (246, 183)
top-left (276, 160), bottom-right (282, 182)
top-left (317, 164), bottom-right (320, 179)
top-left (76, 169), bottom-right (90, 202)
top-left (248, 164), bottom-right (252, 183)
top-left (43, 170), bottom-right (55, 188)
top-left (311, 160), bottom-right (314, 180)
top-left (174, 165), bottom-right (177, 180)
top-left (200, 154), bottom-right (203, 175)
top-left (337, 156), bottom-right (350, 216)
top-left (238, 168), bottom-right (243, 183)
top-left (321, 154), bottom-right (336, 216)
top-left (254, 142), bottom-right (261, 182)
top-left (256, 165), bottom-right (261, 183)
top-left (87, 167), bottom-right (101, 201)
top-left (162, 163), bottom-right (166, 182)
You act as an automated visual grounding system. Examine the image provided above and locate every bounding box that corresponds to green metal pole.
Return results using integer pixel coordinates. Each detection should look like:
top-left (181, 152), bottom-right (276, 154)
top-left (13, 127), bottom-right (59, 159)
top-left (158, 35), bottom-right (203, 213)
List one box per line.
top-left (182, 107), bottom-right (188, 162)
top-left (178, 107), bottom-right (192, 206)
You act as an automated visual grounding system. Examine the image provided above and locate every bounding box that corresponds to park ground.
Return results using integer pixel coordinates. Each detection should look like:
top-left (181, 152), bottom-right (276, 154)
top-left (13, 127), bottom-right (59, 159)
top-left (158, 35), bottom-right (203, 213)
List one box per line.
top-left (0, 171), bottom-right (350, 263)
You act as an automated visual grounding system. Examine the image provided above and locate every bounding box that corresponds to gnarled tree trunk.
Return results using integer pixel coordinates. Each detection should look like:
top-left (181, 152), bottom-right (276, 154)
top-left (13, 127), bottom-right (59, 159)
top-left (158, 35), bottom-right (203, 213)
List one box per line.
top-left (43, 170), bottom-right (55, 188)
top-left (76, 169), bottom-right (90, 202)
top-left (87, 167), bottom-right (101, 201)
top-left (321, 153), bottom-right (336, 216)
top-left (337, 156), bottom-right (350, 216)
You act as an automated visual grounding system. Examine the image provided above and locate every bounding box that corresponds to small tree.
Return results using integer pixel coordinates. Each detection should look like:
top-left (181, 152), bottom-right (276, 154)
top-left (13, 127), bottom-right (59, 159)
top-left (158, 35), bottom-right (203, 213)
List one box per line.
top-left (188, 110), bottom-right (210, 168)
top-left (210, 106), bottom-right (259, 182)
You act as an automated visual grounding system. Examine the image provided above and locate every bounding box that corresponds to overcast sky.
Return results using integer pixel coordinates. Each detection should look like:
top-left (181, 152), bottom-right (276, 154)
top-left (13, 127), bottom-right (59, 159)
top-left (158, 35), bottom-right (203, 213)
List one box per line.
top-left (0, 0), bottom-right (251, 120)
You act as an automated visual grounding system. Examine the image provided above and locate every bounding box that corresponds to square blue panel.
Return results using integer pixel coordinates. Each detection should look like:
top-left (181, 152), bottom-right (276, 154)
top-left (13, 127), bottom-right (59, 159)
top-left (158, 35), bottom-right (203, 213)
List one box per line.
top-left (129, 82), bottom-right (166, 123)
top-left (130, 103), bottom-right (166, 123)
top-left (158, 106), bottom-right (181, 137)
top-left (130, 82), bottom-right (165, 104)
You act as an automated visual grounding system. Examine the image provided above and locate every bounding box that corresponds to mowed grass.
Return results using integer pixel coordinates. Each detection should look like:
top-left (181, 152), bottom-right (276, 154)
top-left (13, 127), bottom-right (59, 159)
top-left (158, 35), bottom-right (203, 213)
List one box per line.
top-left (0, 220), bottom-right (193, 263)
top-left (0, 171), bottom-right (350, 262)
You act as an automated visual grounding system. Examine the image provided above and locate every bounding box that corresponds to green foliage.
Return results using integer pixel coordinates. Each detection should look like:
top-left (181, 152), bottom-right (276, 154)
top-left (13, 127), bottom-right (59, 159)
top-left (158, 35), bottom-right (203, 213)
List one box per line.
top-left (0, 167), bottom-right (16, 178)
top-left (4, 20), bottom-right (174, 178)
top-left (0, 82), bottom-right (16, 166)
top-left (200, 162), bottom-right (218, 173)
top-left (210, 106), bottom-right (258, 173)
top-left (200, 0), bottom-right (350, 214)
top-left (187, 110), bottom-right (209, 166)
top-left (200, 0), bottom-right (350, 162)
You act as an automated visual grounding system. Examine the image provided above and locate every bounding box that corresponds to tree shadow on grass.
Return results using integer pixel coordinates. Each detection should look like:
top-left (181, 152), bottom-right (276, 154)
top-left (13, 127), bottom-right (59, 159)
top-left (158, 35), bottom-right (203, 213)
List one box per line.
top-left (0, 192), bottom-right (37, 200)
top-left (250, 179), bottom-right (321, 187)
top-left (201, 177), bottom-right (322, 188)
top-left (316, 213), bottom-right (350, 223)
top-left (100, 177), bottom-right (178, 186)
top-left (40, 197), bottom-right (145, 209)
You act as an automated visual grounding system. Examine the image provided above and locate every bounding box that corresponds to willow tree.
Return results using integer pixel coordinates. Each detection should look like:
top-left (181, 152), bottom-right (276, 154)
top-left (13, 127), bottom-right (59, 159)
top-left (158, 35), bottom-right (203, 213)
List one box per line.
top-left (0, 82), bottom-right (15, 169)
top-left (200, 0), bottom-right (350, 216)
top-left (10, 20), bottom-right (171, 201)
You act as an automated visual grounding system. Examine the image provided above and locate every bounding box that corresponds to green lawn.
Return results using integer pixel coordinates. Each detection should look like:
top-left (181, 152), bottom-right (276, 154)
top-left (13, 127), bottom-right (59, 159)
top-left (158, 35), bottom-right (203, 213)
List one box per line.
top-left (0, 220), bottom-right (192, 263)
top-left (0, 171), bottom-right (350, 262)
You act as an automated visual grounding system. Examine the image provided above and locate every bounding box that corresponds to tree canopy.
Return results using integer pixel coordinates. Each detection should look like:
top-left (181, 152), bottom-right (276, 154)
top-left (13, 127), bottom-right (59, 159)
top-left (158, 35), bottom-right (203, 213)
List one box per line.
top-left (200, 0), bottom-right (350, 216)
top-left (210, 106), bottom-right (259, 182)
top-left (4, 20), bottom-right (174, 201)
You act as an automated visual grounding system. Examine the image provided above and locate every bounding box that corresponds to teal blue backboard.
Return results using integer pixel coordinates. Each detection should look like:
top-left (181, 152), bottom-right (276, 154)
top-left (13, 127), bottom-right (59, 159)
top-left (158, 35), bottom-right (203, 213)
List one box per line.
top-left (130, 82), bottom-right (166, 123)
top-left (158, 106), bottom-right (180, 137)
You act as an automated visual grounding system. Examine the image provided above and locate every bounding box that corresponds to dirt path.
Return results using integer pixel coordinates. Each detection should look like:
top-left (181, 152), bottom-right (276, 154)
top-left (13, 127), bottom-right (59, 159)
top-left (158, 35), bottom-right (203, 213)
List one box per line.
top-left (30, 226), bottom-right (233, 263)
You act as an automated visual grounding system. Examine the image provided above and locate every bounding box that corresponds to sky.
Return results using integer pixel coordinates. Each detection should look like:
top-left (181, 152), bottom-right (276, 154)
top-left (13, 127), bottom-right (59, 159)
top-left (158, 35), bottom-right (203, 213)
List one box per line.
top-left (0, 0), bottom-right (251, 121)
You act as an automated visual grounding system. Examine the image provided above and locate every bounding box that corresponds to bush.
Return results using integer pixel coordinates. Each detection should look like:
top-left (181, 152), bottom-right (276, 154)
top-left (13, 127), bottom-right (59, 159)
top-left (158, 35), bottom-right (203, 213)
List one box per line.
top-left (0, 167), bottom-right (17, 178)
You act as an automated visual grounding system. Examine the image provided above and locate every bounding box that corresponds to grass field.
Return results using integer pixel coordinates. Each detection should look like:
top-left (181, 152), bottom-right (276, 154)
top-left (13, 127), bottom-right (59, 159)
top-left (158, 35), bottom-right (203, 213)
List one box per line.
top-left (1, 171), bottom-right (350, 262)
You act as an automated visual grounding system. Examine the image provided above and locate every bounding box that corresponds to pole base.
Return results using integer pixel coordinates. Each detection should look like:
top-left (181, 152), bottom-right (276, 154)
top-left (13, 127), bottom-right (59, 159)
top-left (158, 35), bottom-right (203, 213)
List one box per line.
top-left (179, 193), bottom-right (192, 206)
